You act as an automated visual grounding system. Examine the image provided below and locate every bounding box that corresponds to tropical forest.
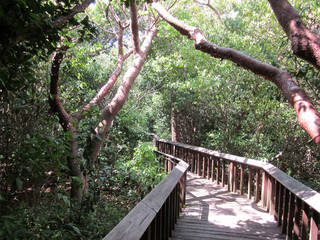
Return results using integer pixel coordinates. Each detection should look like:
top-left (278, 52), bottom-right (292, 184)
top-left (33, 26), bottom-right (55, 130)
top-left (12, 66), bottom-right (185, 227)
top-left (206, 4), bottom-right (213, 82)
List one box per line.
top-left (1, 0), bottom-right (320, 239)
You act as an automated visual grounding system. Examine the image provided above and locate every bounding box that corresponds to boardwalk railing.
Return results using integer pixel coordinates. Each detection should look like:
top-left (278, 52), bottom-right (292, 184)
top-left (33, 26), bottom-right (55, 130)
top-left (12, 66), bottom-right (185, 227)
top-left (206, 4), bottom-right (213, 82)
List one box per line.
top-left (154, 136), bottom-right (320, 240)
top-left (103, 149), bottom-right (188, 240)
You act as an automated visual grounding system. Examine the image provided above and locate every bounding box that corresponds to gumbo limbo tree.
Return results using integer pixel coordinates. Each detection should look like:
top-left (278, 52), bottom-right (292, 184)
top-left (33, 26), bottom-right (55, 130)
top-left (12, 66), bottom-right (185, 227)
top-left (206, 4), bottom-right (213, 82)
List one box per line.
top-left (50, 0), bottom-right (157, 200)
top-left (152, 0), bottom-right (320, 147)
top-left (50, 0), bottom-right (320, 201)
top-left (16, 0), bottom-right (319, 201)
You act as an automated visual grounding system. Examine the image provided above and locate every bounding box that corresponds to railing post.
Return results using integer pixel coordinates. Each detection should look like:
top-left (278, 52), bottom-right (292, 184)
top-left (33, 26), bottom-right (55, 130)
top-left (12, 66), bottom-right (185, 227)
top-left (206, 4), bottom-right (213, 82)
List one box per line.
top-left (202, 154), bottom-right (206, 178)
top-left (293, 197), bottom-right (302, 239)
top-left (216, 158), bottom-right (220, 185)
top-left (310, 210), bottom-right (319, 240)
top-left (301, 203), bottom-right (309, 240)
top-left (211, 157), bottom-right (215, 182)
top-left (221, 160), bottom-right (225, 187)
top-left (196, 152), bottom-right (200, 176)
top-left (192, 151), bottom-right (196, 173)
top-left (229, 162), bottom-right (234, 192)
top-left (282, 189), bottom-right (290, 234)
top-left (240, 164), bottom-right (244, 195)
top-left (233, 163), bottom-right (237, 193)
top-left (248, 168), bottom-right (252, 200)
top-left (278, 184), bottom-right (284, 227)
top-left (287, 192), bottom-right (295, 239)
top-left (254, 170), bottom-right (260, 203)
top-left (207, 155), bottom-right (211, 180)
top-left (269, 177), bottom-right (275, 215)
top-left (262, 171), bottom-right (268, 208)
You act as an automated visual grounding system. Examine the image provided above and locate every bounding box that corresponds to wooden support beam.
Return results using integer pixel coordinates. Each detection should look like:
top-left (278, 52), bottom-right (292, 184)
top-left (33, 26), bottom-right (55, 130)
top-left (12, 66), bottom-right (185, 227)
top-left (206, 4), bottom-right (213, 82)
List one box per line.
top-left (255, 170), bottom-right (260, 203)
top-left (301, 203), bottom-right (309, 240)
top-left (293, 197), bottom-right (302, 239)
top-left (240, 164), bottom-right (244, 195)
top-left (233, 163), bottom-right (237, 193)
top-left (310, 210), bottom-right (319, 240)
top-left (221, 160), bottom-right (225, 187)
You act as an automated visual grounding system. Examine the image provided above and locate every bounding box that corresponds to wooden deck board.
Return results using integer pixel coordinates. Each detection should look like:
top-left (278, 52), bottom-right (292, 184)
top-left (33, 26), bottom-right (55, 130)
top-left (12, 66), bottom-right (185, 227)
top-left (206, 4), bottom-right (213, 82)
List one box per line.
top-left (170, 172), bottom-right (285, 240)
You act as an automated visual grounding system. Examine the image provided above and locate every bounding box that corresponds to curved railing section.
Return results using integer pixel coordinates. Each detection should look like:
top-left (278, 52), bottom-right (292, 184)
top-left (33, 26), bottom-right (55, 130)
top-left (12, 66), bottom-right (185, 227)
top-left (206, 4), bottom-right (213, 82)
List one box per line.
top-left (103, 149), bottom-right (188, 240)
top-left (154, 136), bottom-right (320, 240)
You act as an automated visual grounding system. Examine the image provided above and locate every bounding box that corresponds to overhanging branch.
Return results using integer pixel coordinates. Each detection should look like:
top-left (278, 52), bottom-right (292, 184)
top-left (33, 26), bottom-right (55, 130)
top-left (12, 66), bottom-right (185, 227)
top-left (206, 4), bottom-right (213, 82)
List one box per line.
top-left (152, 2), bottom-right (320, 146)
top-left (268, 0), bottom-right (320, 71)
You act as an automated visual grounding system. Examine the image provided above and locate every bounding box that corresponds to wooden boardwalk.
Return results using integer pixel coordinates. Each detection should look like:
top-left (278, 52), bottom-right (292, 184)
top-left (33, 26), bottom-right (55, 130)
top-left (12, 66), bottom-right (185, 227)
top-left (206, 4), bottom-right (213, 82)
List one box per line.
top-left (171, 172), bottom-right (285, 240)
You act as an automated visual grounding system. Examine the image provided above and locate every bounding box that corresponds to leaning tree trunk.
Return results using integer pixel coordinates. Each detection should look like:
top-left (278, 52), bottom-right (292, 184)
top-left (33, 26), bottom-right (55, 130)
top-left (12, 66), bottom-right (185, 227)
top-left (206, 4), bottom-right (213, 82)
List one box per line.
top-left (88, 1), bottom-right (158, 164)
top-left (152, 2), bottom-right (320, 147)
top-left (171, 108), bottom-right (178, 142)
top-left (50, 48), bottom-right (84, 200)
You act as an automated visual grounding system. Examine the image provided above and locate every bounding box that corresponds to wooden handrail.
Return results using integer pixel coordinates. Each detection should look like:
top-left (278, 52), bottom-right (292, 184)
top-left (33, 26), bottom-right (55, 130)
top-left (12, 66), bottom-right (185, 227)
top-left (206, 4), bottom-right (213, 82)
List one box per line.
top-left (154, 135), bottom-right (320, 240)
top-left (103, 151), bottom-right (189, 240)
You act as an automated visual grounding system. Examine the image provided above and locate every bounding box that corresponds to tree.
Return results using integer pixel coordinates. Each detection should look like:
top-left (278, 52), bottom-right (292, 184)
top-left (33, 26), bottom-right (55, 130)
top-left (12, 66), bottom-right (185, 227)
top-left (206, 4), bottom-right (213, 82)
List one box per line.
top-left (152, 1), bottom-right (320, 147)
top-left (49, 0), bottom-right (158, 200)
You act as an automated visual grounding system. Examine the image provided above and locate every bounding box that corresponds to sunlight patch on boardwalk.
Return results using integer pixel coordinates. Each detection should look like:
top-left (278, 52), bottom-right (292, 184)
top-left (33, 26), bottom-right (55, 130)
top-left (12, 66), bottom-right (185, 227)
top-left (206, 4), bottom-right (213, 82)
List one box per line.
top-left (171, 172), bottom-right (285, 240)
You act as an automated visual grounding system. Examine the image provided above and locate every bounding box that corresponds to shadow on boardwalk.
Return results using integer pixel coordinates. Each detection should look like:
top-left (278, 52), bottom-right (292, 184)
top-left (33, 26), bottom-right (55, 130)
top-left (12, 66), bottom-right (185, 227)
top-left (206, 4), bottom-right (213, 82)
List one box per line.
top-left (171, 172), bottom-right (285, 240)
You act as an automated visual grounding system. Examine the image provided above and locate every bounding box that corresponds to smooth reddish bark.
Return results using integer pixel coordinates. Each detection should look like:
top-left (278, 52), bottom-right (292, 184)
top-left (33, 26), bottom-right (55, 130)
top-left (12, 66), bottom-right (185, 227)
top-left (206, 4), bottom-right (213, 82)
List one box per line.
top-left (153, 2), bottom-right (320, 146)
top-left (268, 0), bottom-right (320, 71)
top-left (50, 47), bottom-right (84, 200)
top-left (90, 25), bottom-right (158, 162)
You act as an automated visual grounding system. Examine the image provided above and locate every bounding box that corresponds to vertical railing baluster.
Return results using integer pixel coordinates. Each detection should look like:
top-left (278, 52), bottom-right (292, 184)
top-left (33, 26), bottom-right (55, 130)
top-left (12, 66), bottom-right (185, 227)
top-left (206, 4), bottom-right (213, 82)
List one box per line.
top-left (211, 157), bottom-right (215, 182)
top-left (270, 177), bottom-right (275, 215)
top-left (233, 163), bottom-right (237, 193)
top-left (301, 203), bottom-right (309, 240)
top-left (197, 152), bottom-right (200, 176)
top-left (240, 165), bottom-right (244, 195)
top-left (282, 189), bottom-right (290, 234)
top-left (216, 158), bottom-right (220, 185)
top-left (310, 210), bottom-right (319, 240)
top-left (278, 184), bottom-right (284, 227)
top-left (293, 197), bottom-right (302, 239)
top-left (287, 192), bottom-right (295, 239)
top-left (229, 162), bottom-right (234, 192)
top-left (254, 170), bottom-right (260, 203)
top-left (262, 171), bottom-right (268, 208)
top-left (202, 154), bottom-right (205, 178)
top-left (207, 155), bottom-right (211, 179)
top-left (248, 168), bottom-right (252, 200)
top-left (221, 160), bottom-right (225, 187)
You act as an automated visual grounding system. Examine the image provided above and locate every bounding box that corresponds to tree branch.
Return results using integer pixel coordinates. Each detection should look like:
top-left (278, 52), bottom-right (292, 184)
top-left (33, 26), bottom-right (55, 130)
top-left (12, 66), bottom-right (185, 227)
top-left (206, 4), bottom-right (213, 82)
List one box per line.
top-left (49, 46), bottom-right (74, 132)
top-left (194, 0), bottom-right (223, 24)
top-left (130, 0), bottom-right (140, 54)
top-left (268, 0), bottom-right (320, 71)
top-left (80, 3), bottom-right (133, 115)
top-left (89, 25), bottom-right (158, 163)
top-left (153, 2), bottom-right (320, 146)
top-left (81, 48), bottom-right (133, 113)
top-left (52, 0), bottom-right (95, 28)
top-left (49, 45), bottom-right (84, 200)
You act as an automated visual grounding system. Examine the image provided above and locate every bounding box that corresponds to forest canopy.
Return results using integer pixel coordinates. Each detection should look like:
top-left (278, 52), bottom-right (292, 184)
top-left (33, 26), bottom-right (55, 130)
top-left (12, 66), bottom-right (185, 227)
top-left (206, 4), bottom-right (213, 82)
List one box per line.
top-left (1, 0), bottom-right (320, 238)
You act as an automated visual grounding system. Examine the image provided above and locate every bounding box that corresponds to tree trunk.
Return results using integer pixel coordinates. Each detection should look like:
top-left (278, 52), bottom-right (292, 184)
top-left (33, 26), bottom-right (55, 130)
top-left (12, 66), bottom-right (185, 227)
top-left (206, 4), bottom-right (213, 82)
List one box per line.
top-left (171, 108), bottom-right (178, 142)
top-left (88, 2), bottom-right (158, 163)
top-left (50, 48), bottom-right (84, 201)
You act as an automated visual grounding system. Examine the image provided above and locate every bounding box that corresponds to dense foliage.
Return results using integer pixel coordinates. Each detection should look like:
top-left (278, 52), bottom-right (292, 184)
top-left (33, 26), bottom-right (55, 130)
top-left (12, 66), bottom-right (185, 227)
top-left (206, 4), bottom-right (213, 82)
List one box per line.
top-left (1, 0), bottom-right (320, 238)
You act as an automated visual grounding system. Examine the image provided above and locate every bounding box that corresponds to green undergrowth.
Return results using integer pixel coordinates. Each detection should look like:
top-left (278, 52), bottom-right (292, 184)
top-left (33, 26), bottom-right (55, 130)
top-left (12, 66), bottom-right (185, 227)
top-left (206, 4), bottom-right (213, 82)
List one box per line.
top-left (0, 142), bottom-right (165, 240)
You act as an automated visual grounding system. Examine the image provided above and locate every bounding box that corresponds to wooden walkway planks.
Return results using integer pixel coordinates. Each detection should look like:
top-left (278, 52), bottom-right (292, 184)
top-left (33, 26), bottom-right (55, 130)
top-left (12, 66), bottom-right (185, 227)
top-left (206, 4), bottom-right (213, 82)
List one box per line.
top-left (171, 172), bottom-right (285, 240)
